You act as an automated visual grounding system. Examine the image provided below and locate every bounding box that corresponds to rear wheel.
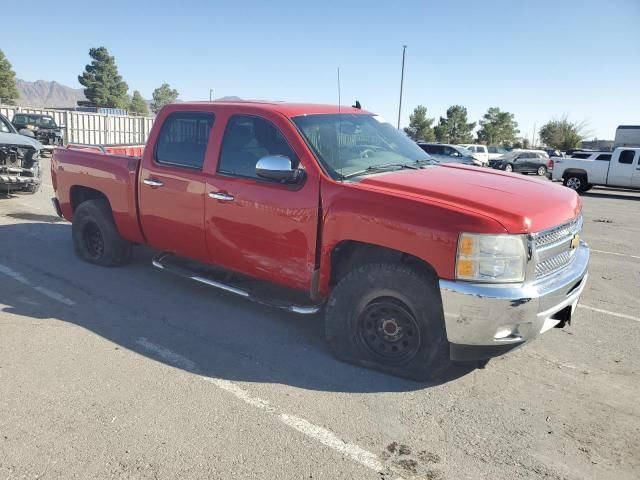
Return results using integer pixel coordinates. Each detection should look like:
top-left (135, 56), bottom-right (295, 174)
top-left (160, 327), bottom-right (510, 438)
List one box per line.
top-left (564, 174), bottom-right (587, 192)
top-left (537, 165), bottom-right (547, 176)
top-left (72, 199), bottom-right (132, 266)
top-left (325, 263), bottom-right (450, 381)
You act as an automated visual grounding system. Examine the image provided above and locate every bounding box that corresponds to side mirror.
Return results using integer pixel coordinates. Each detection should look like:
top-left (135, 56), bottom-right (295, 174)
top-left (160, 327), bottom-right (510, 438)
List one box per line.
top-left (19, 128), bottom-right (35, 138)
top-left (256, 155), bottom-right (299, 183)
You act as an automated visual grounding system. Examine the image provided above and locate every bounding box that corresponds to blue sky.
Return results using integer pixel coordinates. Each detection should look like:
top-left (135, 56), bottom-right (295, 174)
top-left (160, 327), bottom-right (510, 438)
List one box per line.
top-left (3, 0), bottom-right (639, 140)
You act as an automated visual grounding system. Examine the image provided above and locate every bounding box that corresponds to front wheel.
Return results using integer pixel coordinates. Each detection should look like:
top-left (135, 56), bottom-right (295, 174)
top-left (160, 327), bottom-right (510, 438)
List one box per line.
top-left (537, 165), bottom-right (547, 176)
top-left (325, 263), bottom-right (450, 381)
top-left (504, 164), bottom-right (513, 172)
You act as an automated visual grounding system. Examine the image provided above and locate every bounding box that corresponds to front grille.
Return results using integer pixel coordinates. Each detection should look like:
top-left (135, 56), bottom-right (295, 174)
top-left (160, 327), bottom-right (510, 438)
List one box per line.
top-left (533, 215), bottom-right (582, 279)
top-left (534, 215), bottom-right (582, 250)
top-left (535, 250), bottom-right (573, 278)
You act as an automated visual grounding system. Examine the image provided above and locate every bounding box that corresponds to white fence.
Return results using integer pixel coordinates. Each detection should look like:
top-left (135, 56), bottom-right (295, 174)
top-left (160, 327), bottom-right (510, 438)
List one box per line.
top-left (0, 106), bottom-right (154, 145)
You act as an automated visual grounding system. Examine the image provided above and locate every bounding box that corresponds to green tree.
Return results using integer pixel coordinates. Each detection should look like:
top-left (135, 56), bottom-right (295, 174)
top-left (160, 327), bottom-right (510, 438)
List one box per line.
top-left (539, 116), bottom-right (586, 150)
top-left (477, 107), bottom-right (519, 146)
top-left (150, 83), bottom-right (179, 113)
top-left (433, 105), bottom-right (476, 143)
top-left (0, 49), bottom-right (19, 105)
top-left (77, 47), bottom-right (129, 108)
top-left (129, 90), bottom-right (149, 115)
top-left (403, 105), bottom-right (435, 141)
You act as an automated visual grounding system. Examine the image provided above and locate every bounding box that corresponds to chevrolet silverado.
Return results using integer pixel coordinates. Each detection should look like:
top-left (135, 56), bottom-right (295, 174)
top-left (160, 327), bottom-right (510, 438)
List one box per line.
top-left (51, 102), bottom-right (589, 380)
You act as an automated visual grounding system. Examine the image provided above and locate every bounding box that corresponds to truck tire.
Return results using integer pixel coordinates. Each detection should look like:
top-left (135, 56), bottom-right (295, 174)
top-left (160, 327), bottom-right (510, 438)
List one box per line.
top-left (72, 199), bottom-right (132, 267)
top-left (22, 162), bottom-right (41, 194)
top-left (325, 263), bottom-right (450, 381)
top-left (563, 174), bottom-right (587, 192)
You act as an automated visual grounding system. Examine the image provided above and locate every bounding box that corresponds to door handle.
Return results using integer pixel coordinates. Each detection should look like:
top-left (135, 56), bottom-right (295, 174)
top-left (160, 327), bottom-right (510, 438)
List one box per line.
top-left (143, 178), bottom-right (164, 188)
top-left (208, 192), bottom-right (234, 201)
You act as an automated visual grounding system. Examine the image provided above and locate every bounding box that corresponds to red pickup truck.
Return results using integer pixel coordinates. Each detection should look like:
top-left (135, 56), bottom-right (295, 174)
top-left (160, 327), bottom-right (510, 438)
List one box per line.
top-left (51, 101), bottom-right (589, 380)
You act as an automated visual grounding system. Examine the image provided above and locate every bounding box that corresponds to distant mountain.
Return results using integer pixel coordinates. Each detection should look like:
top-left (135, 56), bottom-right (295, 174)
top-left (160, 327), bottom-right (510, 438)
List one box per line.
top-left (16, 79), bottom-right (85, 108)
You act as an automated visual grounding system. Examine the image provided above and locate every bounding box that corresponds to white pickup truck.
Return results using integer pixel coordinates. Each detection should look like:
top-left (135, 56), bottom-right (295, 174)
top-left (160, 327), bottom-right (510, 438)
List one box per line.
top-left (551, 147), bottom-right (640, 192)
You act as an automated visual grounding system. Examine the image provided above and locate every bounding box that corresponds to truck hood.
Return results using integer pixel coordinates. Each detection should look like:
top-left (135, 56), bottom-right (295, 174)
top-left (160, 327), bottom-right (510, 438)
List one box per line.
top-left (0, 132), bottom-right (43, 150)
top-left (357, 164), bottom-right (581, 233)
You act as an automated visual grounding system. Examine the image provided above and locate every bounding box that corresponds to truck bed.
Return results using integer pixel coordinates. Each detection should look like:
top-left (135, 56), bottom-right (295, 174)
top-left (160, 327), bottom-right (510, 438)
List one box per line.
top-left (51, 147), bottom-right (146, 244)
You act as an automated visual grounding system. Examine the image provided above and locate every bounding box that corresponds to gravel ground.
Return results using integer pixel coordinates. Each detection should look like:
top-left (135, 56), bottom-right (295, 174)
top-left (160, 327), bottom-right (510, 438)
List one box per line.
top-left (0, 159), bottom-right (638, 479)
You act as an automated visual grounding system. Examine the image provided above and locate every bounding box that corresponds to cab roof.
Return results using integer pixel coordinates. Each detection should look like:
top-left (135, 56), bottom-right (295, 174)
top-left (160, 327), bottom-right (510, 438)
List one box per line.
top-left (176, 101), bottom-right (372, 117)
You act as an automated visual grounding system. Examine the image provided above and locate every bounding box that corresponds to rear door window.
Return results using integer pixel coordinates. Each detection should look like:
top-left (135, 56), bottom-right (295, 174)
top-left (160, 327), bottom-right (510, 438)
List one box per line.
top-left (155, 112), bottom-right (215, 169)
top-left (619, 150), bottom-right (636, 164)
top-left (595, 154), bottom-right (611, 161)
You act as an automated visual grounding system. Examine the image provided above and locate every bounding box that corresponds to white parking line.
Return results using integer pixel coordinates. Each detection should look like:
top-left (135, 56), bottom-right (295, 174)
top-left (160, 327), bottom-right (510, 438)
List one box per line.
top-left (578, 305), bottom-right (640, 322)
top-left (135, 337), bottom-right (197, 371)
top-left (0, 263), bottom-right (75, 306)
top-left (135, 338), bottom-right (396, 478)
top-left (591, 249), bottom-right (640, 260)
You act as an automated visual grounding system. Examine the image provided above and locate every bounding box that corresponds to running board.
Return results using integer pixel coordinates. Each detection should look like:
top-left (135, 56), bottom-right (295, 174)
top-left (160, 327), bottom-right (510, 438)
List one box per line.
top-left (152, 252), bottom-right (323, 315)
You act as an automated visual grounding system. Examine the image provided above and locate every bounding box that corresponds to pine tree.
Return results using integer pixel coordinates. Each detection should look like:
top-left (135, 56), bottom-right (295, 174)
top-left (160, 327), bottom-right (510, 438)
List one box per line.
top-left (129, 90), bottom-right (149, 115)
top-left (0, 49), bottom-right (19, 105)
top-left (433, 105), bottom-right (476, 143)
top-left (403, 105), bottom-right (435, 141)
top-left (78, 47), bottom-right (129, 108)
top-left (477, 108), bottom-right (519, 146)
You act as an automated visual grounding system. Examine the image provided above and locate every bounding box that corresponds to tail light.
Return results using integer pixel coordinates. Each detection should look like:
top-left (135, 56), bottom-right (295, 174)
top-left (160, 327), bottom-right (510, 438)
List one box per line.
top-left (547, 159), bottom-right (554, 170)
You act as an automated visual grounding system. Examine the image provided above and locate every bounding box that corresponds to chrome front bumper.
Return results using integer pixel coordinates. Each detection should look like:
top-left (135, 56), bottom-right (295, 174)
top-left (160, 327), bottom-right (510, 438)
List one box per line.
top-left (439, 241), bottom-right (589, 358)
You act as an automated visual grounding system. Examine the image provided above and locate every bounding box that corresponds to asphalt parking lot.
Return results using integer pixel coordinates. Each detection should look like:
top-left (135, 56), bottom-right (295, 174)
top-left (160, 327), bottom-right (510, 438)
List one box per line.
top-left (1, 159), bottom-right (638, 480)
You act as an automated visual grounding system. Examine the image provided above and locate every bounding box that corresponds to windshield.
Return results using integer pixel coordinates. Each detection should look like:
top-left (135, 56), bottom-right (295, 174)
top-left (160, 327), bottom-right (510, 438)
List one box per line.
top-left (453, 146), bottom-right (473, 156)
top-left (35, 116), bottom-right (57, 127)
top-left (292, 114), bottom-right (436, 179)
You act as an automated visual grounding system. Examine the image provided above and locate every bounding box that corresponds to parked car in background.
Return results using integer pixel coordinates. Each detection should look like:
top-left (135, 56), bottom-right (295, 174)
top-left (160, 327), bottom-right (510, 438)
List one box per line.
top-left (487, 145), bottom-right (509, 160)
top-left (0, 113), bottom-right (43, 194)
top-left (565, 148), bottom-right (596, 157)
top-left (459, 144), bottom-right (489, 166)
top-left (543, 148), bottom-right (562, 158)
top-left (417, 143), bottom-right (484, 166)
top-left (614, 125), bottom-right (640, 148)
top-left (489, 149), bottom-right (550, 175)
top-left (12, 113), bottom-right (65, 147)
top-left (551, 147), bottom-right (640, 191)
top-left (566, 151), bottom-right (612, 161)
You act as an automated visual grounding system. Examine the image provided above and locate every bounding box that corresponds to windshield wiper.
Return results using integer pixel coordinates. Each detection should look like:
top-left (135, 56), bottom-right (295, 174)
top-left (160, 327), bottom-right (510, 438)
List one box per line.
top-left (341, 162), bottom-right (418, 179)
top-left (413, 158), bottom-right (439, 166)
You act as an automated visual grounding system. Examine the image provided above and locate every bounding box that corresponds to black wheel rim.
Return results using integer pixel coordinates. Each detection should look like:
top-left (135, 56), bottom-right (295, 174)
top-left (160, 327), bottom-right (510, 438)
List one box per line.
top-left (83, 222), bottom-right (104, 259)
top-left (356, 298), bottom-right (421, 363)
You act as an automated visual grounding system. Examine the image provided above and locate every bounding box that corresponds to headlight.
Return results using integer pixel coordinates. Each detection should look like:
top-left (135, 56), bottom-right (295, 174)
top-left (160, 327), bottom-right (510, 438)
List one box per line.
top-left (456, 233), bottom-right (527, 282)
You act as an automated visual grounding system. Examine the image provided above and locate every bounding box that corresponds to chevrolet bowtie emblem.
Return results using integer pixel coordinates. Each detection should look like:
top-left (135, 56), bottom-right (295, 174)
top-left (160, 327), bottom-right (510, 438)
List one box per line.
top-left (570, 234), bottom-right (580, 250)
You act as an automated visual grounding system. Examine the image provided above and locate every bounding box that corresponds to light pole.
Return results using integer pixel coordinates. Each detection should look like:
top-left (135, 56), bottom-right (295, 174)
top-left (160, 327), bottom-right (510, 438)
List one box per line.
top-left (397, 45), bottom-right (407, 129)
top-left (209, 89), bottom-right (213, 101)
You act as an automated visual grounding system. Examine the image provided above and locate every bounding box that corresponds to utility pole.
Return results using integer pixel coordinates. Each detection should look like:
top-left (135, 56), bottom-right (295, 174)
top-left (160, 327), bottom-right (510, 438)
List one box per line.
top-left (209, 89), bottom-right (213, 101)
top-left (397, 45), bottom-right (407, 129)
top-left (532, 123), bottom-right (536, 147)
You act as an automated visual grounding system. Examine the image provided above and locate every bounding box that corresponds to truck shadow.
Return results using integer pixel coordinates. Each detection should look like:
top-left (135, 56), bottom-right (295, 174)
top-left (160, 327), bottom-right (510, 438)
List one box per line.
top-left (584, 188), bottom-right (640, 201)
top-left (0, 222), bottom-right (478, 393)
